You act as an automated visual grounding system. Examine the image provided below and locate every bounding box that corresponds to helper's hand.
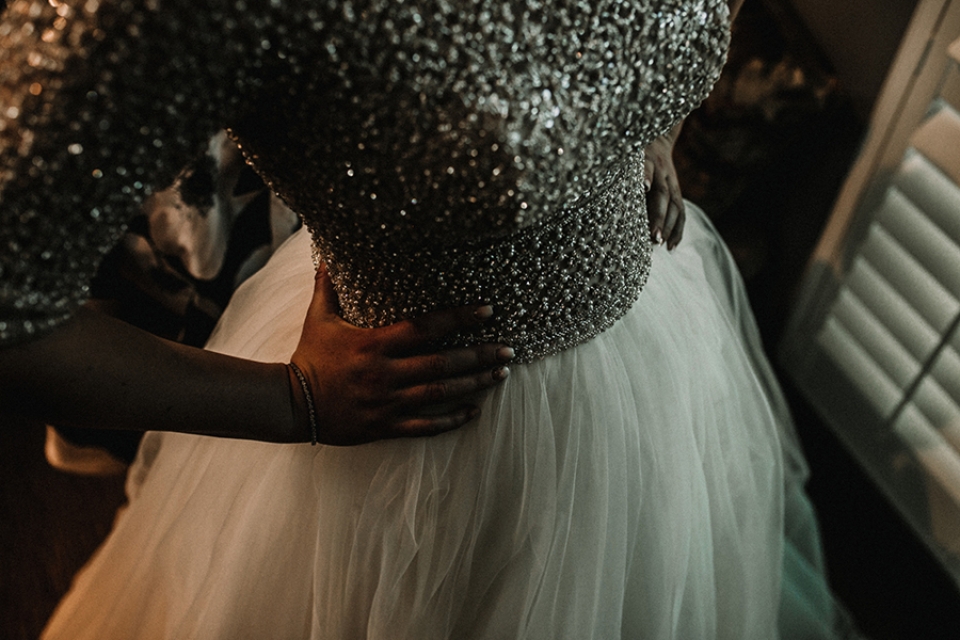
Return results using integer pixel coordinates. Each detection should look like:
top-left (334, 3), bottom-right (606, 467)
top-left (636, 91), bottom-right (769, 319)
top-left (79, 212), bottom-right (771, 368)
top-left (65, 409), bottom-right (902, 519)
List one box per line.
top-left (289, 264), bottom-right (513, 445)
top-left (644, 125), bottom-right (685, 251)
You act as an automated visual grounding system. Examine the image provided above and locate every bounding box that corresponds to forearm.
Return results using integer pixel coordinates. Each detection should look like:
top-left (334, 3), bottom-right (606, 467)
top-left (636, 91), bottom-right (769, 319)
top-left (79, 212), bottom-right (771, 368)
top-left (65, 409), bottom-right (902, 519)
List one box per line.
top-left (0, 307), bottom-right (301, 442)
top-left (666, 118), bottom-right (684, 144)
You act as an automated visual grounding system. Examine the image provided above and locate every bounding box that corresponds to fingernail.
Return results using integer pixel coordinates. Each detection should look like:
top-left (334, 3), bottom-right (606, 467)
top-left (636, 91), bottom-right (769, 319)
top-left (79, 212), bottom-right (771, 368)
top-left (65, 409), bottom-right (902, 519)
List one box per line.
top-left (644, 178), bottom-right (652, 191)
top-left (496, 346), bottom-right (515, 362)
top-left (493, 366), bottom-right (510, 381)
top-left (474, 305), bottom-right (494, 320)
top-left (654, 229), bottom-right (663, 245)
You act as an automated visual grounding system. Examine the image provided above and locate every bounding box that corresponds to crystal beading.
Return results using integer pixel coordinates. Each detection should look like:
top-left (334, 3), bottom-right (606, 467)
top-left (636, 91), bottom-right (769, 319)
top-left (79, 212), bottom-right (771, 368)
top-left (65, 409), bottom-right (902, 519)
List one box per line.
top-left (312, 156), bottom-right (651, 362)
top-left (1, 0), bottom-right (730, 360)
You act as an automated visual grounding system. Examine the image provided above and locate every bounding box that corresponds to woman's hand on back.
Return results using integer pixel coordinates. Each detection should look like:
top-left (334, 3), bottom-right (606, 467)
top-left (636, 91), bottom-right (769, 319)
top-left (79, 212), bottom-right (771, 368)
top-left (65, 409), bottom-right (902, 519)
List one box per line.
top-left (289, 264), bottom-right (513, 445)
top-left (644, 124), bottom-right (685, 251)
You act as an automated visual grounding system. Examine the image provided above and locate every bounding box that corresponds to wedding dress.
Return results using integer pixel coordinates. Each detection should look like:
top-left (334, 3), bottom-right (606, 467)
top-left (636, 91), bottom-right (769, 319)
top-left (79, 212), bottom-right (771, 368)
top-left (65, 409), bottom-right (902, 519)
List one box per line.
top-left (0, 0), bottom-right (843, 637)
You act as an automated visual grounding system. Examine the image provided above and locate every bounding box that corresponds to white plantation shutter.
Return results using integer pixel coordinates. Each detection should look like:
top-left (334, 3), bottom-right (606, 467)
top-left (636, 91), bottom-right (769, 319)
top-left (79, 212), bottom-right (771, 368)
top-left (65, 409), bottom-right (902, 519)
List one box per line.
top-left (782, 0), bottom-right (960, 583)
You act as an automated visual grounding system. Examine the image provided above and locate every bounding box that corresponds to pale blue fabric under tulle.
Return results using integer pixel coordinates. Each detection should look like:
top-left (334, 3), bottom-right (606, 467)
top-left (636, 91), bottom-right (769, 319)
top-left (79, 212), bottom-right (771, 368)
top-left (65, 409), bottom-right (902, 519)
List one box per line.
top-left (43, 203), bottom-right (851, 639)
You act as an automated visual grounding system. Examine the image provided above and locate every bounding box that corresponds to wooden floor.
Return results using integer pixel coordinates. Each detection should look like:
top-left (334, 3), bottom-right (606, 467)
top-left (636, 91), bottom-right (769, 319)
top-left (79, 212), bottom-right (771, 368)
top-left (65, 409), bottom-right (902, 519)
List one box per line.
top-left (0, 420), bottom-right (126, 640)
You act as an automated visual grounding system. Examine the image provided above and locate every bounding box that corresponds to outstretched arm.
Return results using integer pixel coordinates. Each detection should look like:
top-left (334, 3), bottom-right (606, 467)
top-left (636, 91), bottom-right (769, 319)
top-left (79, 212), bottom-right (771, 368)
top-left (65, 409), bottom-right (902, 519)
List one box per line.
top-left (0, 0), bottom-right (511, 444)
top-left (0, 266), bottom-right (511, 444)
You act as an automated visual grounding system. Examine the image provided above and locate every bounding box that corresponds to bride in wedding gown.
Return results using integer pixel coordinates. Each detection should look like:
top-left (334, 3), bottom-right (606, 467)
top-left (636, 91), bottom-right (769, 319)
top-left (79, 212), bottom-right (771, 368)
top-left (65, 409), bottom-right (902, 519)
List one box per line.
top-left (1, 0), bottom-right (849, 637)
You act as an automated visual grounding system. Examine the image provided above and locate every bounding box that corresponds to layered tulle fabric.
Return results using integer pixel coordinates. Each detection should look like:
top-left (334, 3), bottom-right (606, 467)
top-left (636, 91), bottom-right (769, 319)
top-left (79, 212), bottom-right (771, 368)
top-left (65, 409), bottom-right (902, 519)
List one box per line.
top-left (43, 205), bottom-right (840, 639)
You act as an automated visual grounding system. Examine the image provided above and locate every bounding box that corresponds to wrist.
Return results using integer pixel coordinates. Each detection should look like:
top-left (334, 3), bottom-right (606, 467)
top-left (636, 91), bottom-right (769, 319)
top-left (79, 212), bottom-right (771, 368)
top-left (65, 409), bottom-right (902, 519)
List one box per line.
top-left (663, 119), bottom-right (684, 146)
top-left (286, 361), bottom-right (318, 445)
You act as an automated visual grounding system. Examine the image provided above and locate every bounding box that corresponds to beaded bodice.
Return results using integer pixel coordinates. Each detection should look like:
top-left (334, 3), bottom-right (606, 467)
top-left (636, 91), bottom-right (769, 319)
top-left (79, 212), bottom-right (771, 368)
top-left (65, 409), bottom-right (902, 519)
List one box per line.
top-left (0, 0), bottom-right (729, 359)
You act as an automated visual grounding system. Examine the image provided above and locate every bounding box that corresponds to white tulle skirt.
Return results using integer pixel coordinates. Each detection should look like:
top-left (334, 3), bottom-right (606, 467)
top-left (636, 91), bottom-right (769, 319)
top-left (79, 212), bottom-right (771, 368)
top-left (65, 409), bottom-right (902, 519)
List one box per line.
top-left (43, 204), bottom-right (843, 639)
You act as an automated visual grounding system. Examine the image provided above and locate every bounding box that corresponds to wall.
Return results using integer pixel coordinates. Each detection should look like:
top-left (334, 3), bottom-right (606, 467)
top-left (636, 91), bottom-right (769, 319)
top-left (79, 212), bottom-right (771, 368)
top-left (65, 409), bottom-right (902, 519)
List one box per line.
top-left (789, 0), bottom-right (921, 116)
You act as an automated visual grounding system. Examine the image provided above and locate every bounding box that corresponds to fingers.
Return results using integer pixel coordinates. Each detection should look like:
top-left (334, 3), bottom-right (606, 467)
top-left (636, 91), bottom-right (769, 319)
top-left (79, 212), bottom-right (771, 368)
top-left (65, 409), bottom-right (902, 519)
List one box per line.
top-left (645, 158), bottom-right (685, 251)
top-left (665, 198), bottom-right (685, 250)
top-left (660, 177), bottom-right (685, 250)
top-left (389, 405), bottom-right (482, 438)
top-left (379, 304), bottom-right (495, 354)
top-left (313, 341), bottom-right (513, 445)
top-left (646, 175), bottom-right (668, 246)
top-left (393, 365), bottom-right (510, 410)
top-left (391, 343), bottom-right (514, 385)
top-left (644, 130), bottom-right (686, 251)
top-left (333, 362), bottom-right (507, 444)
top-left (323, 405), bottom-right (481, 446)
top-left (306, 262), bottom-right (341, 320)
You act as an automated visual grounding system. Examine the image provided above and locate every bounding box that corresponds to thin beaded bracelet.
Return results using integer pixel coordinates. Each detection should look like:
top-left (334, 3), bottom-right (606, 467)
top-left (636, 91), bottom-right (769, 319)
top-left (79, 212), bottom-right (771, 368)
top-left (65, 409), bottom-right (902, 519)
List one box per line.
top-left (287, 362), bottom-right (318, 446)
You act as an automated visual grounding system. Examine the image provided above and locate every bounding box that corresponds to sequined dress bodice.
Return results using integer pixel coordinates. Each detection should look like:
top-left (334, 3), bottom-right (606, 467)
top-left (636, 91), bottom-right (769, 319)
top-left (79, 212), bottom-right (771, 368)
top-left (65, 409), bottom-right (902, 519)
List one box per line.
top-left (0, 0), bottom-right (729, 359)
